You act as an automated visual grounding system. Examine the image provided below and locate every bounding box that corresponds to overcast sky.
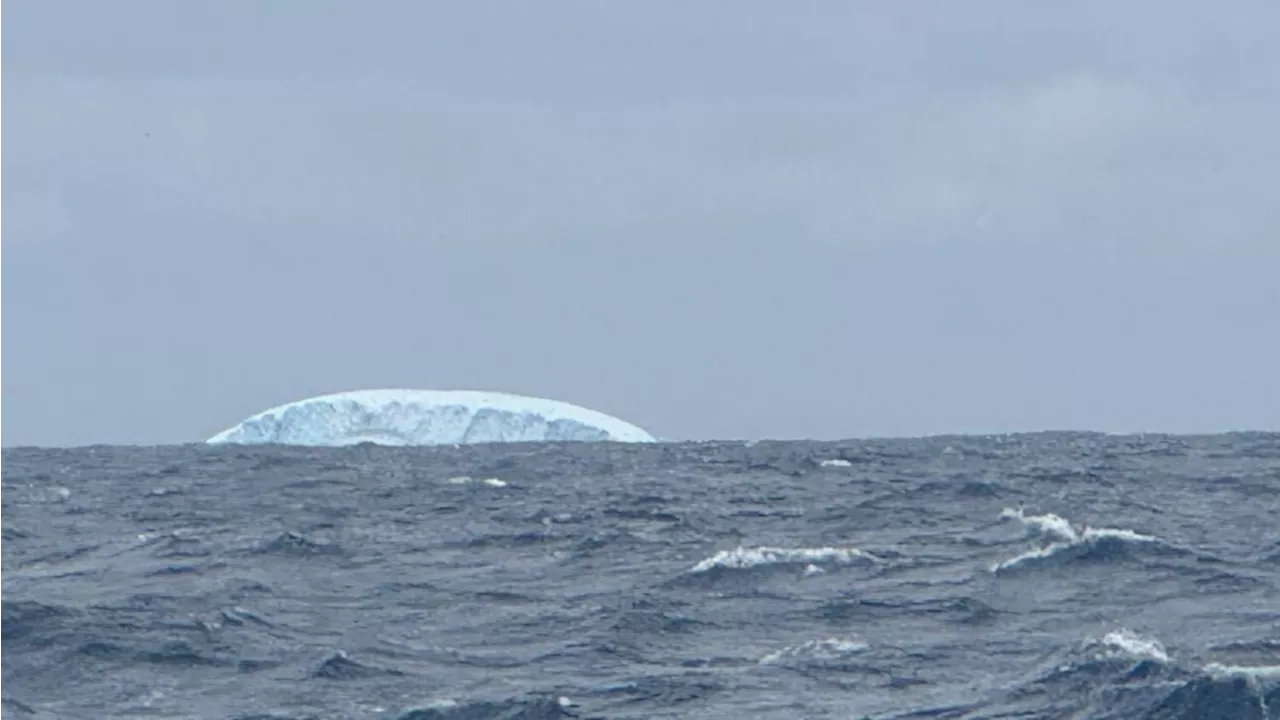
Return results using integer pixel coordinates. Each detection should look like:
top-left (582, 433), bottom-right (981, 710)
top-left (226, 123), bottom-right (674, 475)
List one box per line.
top-left (3, 1), bottom-right (1279, 446)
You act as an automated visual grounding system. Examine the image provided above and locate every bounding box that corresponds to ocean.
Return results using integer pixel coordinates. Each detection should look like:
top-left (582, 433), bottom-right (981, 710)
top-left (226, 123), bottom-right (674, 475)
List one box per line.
top-left (3, 433), bottom-right (1278, 719)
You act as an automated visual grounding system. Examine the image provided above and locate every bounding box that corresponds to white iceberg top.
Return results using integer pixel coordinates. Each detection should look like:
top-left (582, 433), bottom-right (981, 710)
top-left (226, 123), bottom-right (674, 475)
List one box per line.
top-left (207, 389), bottom-right (656, 446)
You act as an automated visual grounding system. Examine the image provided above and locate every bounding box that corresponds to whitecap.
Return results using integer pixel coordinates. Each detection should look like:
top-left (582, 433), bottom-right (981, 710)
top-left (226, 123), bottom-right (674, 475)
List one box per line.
top-left (689, 545), bottom-right (879, 573)
top-left (760, 637), bottom-right (869, 665)
top-left (1100, 629), bottom-right (1170, 664)
top-left (991, 507), bottom-right (1163, 573)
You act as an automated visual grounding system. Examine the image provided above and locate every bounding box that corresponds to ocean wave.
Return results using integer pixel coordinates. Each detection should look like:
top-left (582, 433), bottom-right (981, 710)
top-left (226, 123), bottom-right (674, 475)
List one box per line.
top-left (5, 434), bottom-right (1278, 719)
top-left (758, 637), bottom-right (869, 666)
top-left (688, 545), bottom-right (880, 573)
top-left (990, 507), bottom-right (1179, 573)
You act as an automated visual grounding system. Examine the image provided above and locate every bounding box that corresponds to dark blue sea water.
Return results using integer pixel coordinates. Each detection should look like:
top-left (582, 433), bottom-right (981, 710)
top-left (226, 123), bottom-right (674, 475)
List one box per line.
top-left (3, 433), bottom-right (1279, 719)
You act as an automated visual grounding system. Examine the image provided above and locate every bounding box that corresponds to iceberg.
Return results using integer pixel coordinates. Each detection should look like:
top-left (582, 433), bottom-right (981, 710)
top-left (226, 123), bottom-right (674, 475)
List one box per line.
top-left (206, 389), bottom-right (656, 447)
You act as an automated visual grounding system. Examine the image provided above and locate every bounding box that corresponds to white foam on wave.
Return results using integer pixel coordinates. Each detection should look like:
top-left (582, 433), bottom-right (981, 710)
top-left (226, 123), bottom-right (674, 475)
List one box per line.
top-left (991, 507), bottom-right (1162, 573)
top-left (1203, 661), bottom-right (1280, 700)
top-left (689, 545), bottom-right (879, 573)
top-left (1204, 663), bottom-right (1280, 682)
top-left (1099, 629), bottom-right (1171, 664)
top-left (759, 637), bottom-right (869, 665)
top-left (207, 388), bottom-right (655, 446)
top-left (445, 476), bottom-right (508, 487)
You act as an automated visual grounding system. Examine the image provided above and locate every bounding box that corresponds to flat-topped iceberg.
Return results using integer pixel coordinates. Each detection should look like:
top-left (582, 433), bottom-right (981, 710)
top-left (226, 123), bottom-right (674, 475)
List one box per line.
top-left (206, 389), bottom-right (656, 446)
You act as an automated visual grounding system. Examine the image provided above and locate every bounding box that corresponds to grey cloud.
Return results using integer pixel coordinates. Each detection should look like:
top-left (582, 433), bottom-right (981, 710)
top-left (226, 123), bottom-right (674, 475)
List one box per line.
top-left (4, 1), bottom-right (1278, 445)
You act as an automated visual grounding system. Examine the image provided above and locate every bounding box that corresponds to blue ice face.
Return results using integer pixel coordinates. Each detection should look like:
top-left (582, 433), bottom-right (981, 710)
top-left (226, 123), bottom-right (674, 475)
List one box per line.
top-left (207, 389), bottom-right (655, 447)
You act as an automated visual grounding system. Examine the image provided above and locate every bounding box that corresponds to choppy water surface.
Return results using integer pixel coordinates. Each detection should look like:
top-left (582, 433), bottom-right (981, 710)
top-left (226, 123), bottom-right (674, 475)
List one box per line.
top-left (3, 433), bottom-right (1279, 719)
